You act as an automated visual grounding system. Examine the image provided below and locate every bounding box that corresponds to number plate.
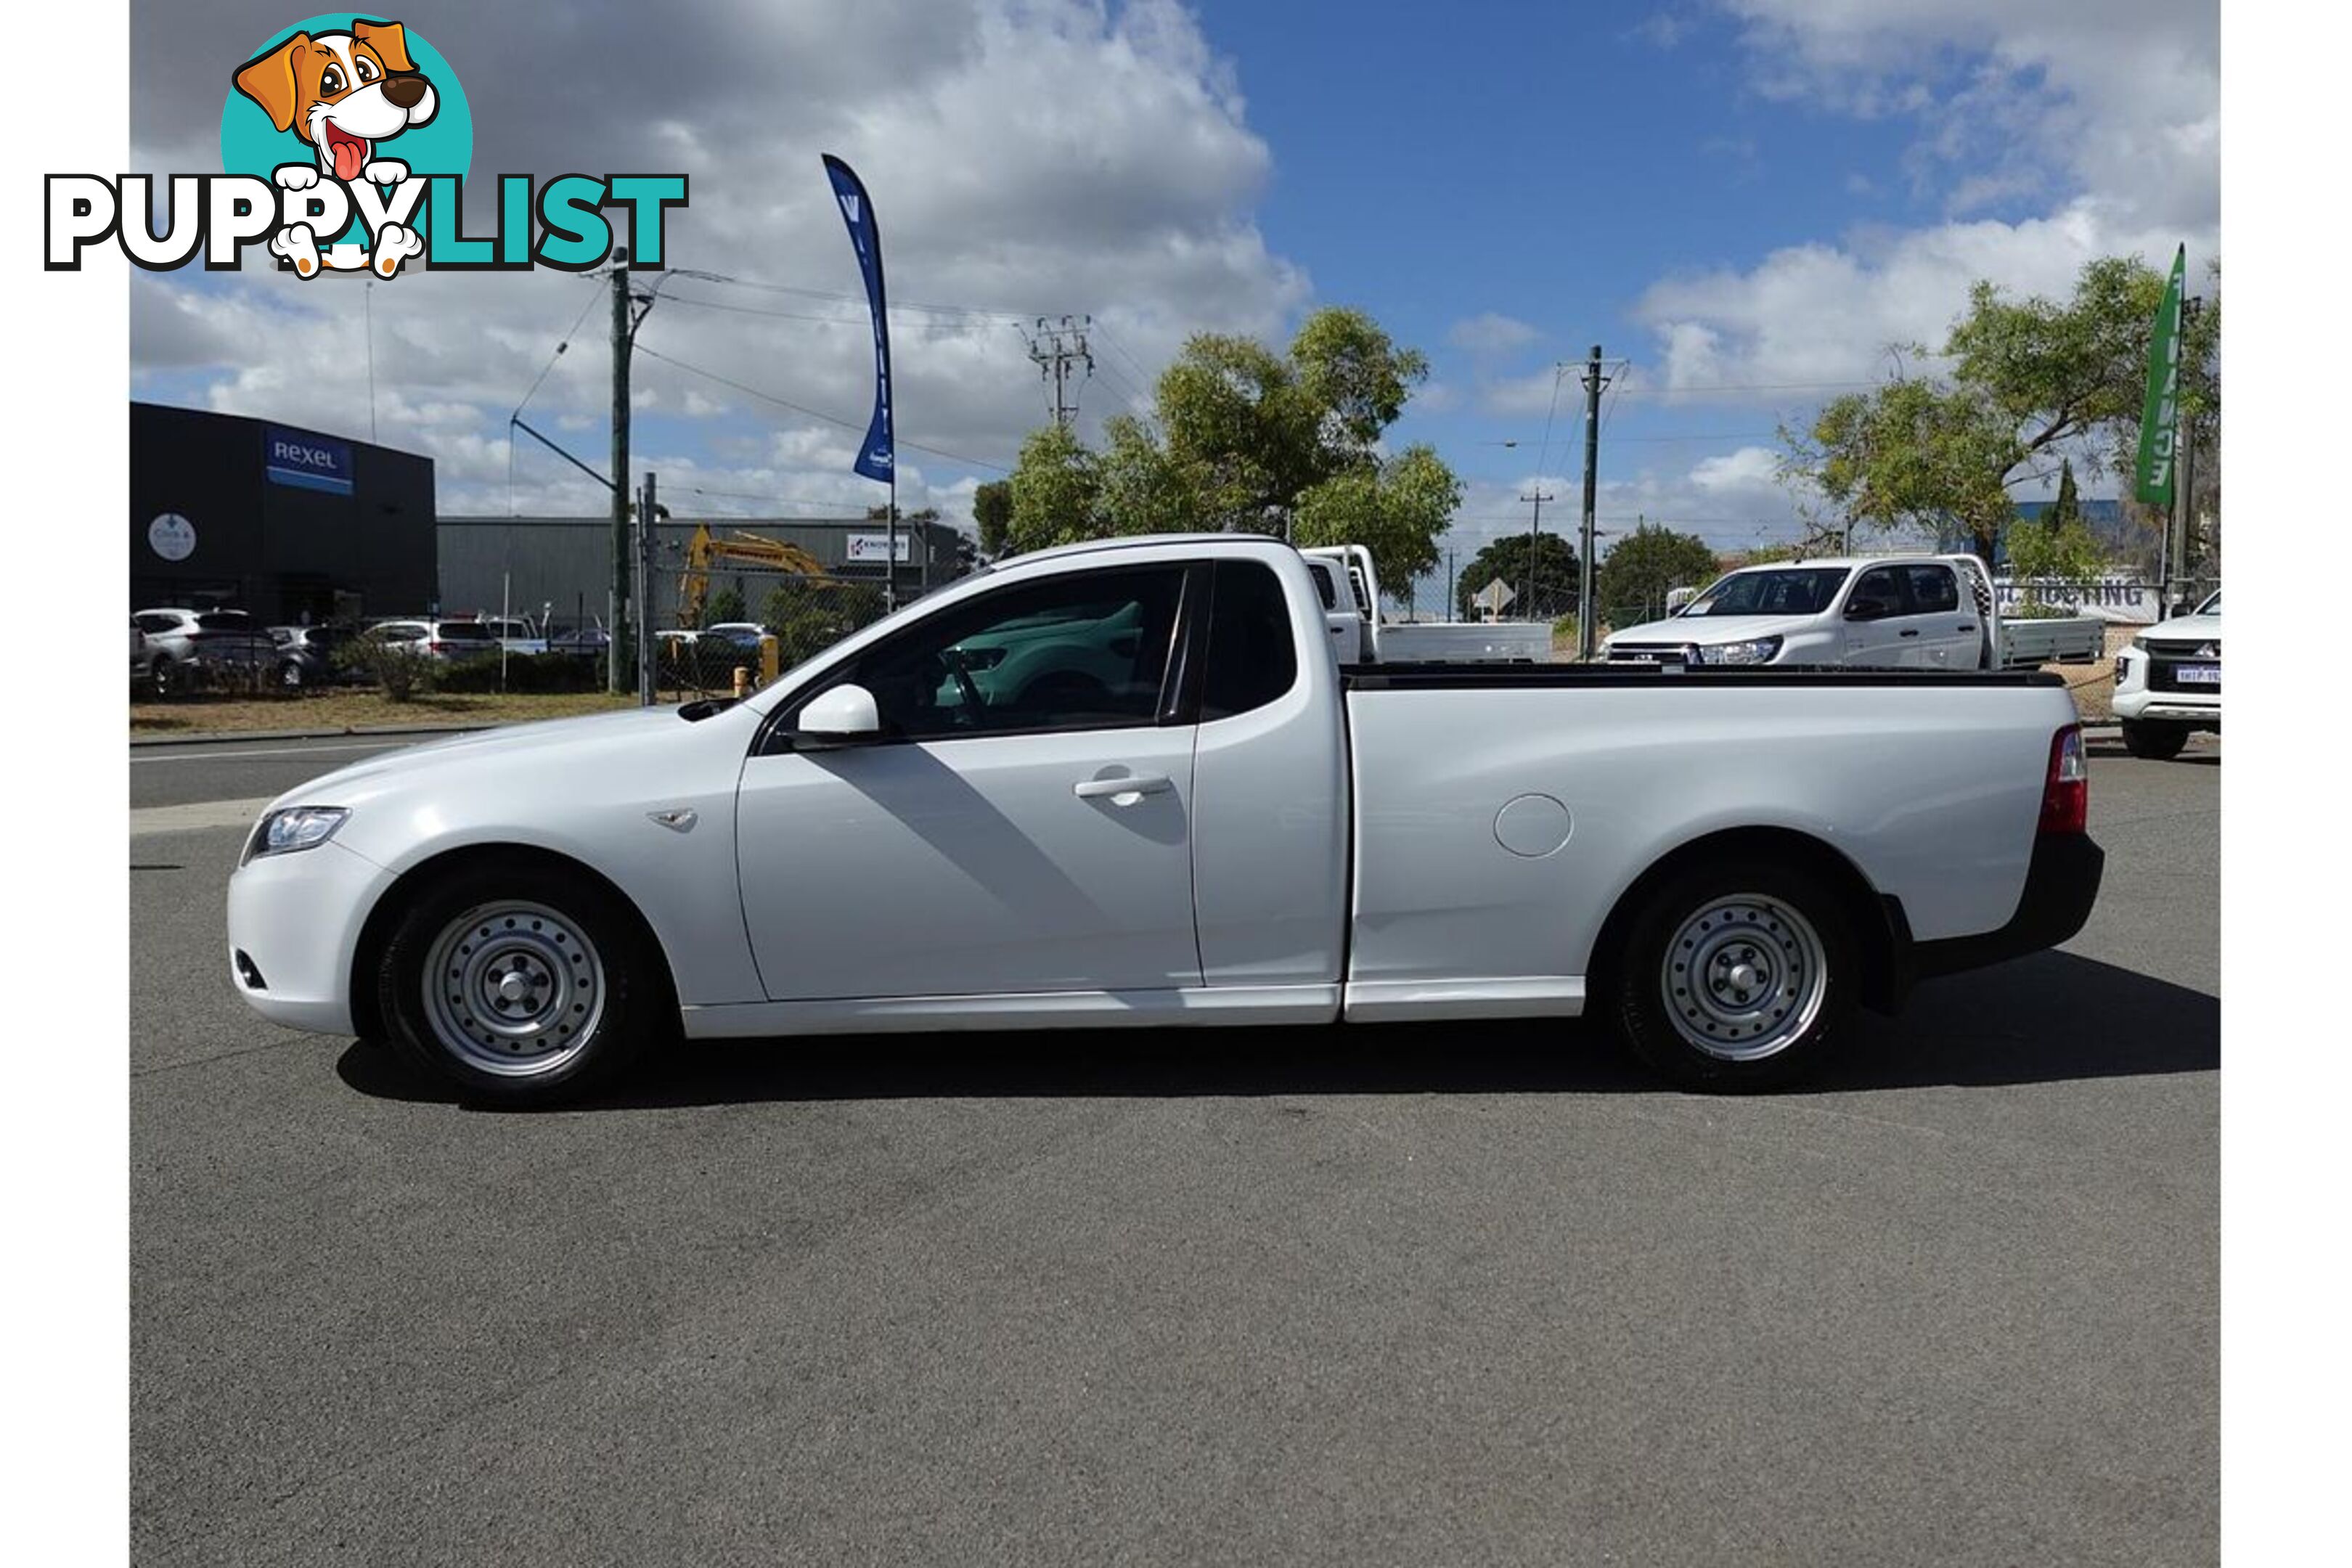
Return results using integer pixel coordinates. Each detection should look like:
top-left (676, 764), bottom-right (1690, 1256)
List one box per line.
top-left (2176, 663), bottom-right (2221, 685)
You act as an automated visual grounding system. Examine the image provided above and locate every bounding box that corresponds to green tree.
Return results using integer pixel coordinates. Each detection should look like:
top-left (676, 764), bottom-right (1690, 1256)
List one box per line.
top-left (971, 479), bottom-right (1013, 558)
top-left (703, 587), bottom-right (748, 626)
top-left (1001, 307), bottom-right (1456, 573)
top-left (1782, 253), bottom-right (2221, 560)
top-left (1006, 422), bottom-right (1102, 555)
top-left (1596, 523), bottom-right (1719, 629)
top-left (1451, 531), bottom-right (1583, 620)
top-left (2006, 458), bottom-right (2105, 615)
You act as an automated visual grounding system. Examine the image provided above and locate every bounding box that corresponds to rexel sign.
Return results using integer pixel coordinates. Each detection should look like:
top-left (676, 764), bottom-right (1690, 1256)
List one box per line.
top-left (265, 425), bottom-right (354, 494)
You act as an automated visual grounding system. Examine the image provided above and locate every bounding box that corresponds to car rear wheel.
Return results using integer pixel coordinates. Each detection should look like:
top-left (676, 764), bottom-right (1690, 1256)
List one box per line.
top-left (376, 862), bottom-right (661, 1106)
top-left (277, 659), bottom-right (306, 690)
top-left (150, 656), bottom-right (176, 699)
top-left (1609, 857), bottom-right (1858, 1091)
top-left (2120, 719), bottom-right (2190, 761)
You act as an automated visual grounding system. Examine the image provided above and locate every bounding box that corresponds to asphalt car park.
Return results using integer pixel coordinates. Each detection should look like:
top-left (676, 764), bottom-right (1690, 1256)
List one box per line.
top-left (130, 743), bottom-right (2217, 1567)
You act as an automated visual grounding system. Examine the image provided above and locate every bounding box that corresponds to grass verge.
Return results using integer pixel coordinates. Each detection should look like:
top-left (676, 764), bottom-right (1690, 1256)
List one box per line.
top-left (130, 689), bottom-right (642, 737)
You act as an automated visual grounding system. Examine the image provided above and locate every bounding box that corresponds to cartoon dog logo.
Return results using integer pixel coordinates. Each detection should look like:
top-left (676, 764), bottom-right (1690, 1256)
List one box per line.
top-left (232, 19), bottom-right (438, 278)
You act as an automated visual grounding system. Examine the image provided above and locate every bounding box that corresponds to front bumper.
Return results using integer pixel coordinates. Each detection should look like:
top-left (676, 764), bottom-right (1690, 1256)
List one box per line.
top-left (225, 837), bottom-right (397, 1035)
top-left (2112, 686), bottom-right (2221, 725)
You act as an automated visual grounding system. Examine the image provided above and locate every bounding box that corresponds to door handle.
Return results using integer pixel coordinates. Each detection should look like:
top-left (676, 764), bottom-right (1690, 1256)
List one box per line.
top-left (1898, 629), bottom-right (1920, 637)
top-left (1074, 774), bottom-right (1173, 802)
top-left (1955, 623), bottom-right (1975, 632)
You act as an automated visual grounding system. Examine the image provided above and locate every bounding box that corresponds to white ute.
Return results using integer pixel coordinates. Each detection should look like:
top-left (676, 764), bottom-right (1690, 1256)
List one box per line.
top-left (2111, 589), bottom-right (2220, 759)
top-left (1303, 544), bottom-right (1553, 664)
top-left (228, 534), bottom-right (2103, 1105)
top-left (1604, 554), bottom-right (2104, 669)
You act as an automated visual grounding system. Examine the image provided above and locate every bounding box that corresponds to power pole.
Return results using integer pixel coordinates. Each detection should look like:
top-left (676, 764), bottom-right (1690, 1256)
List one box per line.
top-left (1026, 314), bottom-right (1095, 428)
top-left (2168, 295), bottom-right (2203, 613)
top-left (608, 250), bottom-right (632, 693)
top-left (635, 470), bottom-right (658, 707)
top-left (1577, 344), bottom-right (1611, 661)
top-left (1445, 547), bottom-right (1458, 619)
top-left (1519, 489), bottom-right (1554, 618)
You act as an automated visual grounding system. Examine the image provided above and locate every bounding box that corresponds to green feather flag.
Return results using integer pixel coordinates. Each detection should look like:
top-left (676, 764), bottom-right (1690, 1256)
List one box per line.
top-left (2133, 245), bottom-right (2186, 506)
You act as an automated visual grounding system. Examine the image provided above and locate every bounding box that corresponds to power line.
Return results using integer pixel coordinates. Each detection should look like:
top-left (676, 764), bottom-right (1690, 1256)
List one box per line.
top-left (632, 342), bottom-right (1012, 473)
top-left (667, 266), bottom-right (1031, 325)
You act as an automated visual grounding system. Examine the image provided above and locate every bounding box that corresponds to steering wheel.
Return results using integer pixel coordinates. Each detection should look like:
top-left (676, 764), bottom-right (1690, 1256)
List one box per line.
top-left (939, 648), bottom-right (987, 726)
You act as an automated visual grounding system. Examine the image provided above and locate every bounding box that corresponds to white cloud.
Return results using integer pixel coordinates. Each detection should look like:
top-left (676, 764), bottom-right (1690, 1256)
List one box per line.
top-left (128, 0), bottom-right (1310, 524)
top-left (1633, 1), bottom-right (2218, 407)
top-left (1448, 312), bottom-right (1540, 354)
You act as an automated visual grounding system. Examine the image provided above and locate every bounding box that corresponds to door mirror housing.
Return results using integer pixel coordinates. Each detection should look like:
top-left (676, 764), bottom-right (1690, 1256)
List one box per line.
top-left (793, 682), bottom-right (882, 748)
top-left (1844, 597), bottom-right (1892, 622)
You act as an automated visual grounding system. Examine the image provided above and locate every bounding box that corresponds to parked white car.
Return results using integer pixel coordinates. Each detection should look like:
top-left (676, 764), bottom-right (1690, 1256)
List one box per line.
top-left (1604, 555), bottom-right (2105, 669)
top-left (2111, 589), bottom-right (2219, 759)
top-left (367, 618), bottom-right (503, 661)
top-left (1302, 544), bottom-right (1553, 663)
top-left (228, 534), bottom-right (2102, 1106)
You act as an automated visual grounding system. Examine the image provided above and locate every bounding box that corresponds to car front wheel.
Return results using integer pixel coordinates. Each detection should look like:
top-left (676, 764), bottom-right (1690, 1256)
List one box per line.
top-left (376, 862), bottom-right (661, 1106)
top-left (1609, 857), bottom-right (1858, 1091)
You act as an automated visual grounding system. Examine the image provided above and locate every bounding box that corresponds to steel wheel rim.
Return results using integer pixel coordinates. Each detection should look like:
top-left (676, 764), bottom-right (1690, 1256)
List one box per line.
top-left (1659, 894), bottom-right (1828, 1061)
top-left (420, 900), bottom-right (606, 1077)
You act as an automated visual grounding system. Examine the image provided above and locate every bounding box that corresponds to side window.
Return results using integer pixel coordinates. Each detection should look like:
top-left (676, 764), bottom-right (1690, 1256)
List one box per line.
top-left (1849, 567), bottom-right (1906, 615)
top-left (135, 613), bottom-right (174, 634)
top-left (1201, 560), bottom-right (1299, 720)
top-left (818, 565), bottom-right (1185, 742)
top-left (1307, 560), bottom-right (1338, 610)
top-left (1903, 565), bottom-right (1959, 613)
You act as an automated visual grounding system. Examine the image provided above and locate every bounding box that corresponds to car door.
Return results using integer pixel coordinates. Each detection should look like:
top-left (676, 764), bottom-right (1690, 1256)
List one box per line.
top-left (733, 560), bottom-right (1205, 1002)
top-left (1898, 563), bottom-right (1972, 666)
top-left (1839, 566), bottom-right (1911, 665)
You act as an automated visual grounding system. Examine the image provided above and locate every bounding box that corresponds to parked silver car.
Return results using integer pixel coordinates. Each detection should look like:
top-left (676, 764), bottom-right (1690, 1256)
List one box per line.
top-left (134, 608), bottom-right (279, 696)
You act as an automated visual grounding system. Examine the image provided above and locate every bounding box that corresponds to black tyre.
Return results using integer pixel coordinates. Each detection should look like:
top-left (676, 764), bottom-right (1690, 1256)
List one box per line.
top-left (150, 656), bottom-right (176, 699)
top-left (375, 861), bottom-right (664, 1106)
top-left (1609, 857), bottom-right (1859, 1092)
top-left (277, 658), bottom-right (306, 690)
top-left (2120, 719), bottom-right (2189, 761)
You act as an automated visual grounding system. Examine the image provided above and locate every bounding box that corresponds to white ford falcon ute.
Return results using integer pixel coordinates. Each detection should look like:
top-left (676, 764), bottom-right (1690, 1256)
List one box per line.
top-left (229, 534), bottom-right (2103, 1105)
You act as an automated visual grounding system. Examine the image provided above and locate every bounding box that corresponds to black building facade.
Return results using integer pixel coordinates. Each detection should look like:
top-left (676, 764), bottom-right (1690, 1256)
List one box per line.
top-left (131, 402), bottom-right (436, 624)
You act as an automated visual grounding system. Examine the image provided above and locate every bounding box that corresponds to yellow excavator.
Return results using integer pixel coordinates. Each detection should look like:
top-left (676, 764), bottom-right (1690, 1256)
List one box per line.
top-left (676, 523), bottom-right (833, 629)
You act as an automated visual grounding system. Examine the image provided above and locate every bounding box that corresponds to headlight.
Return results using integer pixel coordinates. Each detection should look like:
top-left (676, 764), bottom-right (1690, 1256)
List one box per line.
top-left (2130, 633), bottom-right (2149, 652)
top-left (242, 806), bottom-right (350, 865)
top-left (1694, 636), bottom-right (1782, 666)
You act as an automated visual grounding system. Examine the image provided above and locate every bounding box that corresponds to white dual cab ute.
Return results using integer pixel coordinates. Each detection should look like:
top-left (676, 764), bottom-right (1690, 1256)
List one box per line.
top-left (1604, 553), bottom-right (2104, 669)
top-left (228, 534), bottom-right (2103, 1106)
top-left (2111, 589), bottom-right (2220, 760)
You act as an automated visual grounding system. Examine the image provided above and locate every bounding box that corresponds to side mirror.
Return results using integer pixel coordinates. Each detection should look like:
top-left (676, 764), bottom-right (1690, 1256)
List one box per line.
top-left (1845, 597), bottom-right (1891, 622)
top-left (792, 682), bottom-right (881, 749)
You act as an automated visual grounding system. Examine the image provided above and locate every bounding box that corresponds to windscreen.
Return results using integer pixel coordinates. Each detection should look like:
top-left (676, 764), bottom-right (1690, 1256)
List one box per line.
top-left (436, 623), bottom-right (497, 643)
top-left (1684, 568), bottom-right (1850, 617)
top-left (193, 611), bottom-right (255, 631)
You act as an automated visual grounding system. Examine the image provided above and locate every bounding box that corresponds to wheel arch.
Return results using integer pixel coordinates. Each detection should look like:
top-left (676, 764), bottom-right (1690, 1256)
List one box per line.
top-left (347, 842), bottom-right (682, 1042)
top-left (1585, 825), bottom-right (1909, 1016)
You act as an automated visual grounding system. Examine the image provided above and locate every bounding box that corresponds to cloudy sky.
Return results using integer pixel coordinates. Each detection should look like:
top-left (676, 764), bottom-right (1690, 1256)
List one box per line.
top-left (128, 0), bottom-right (2218, 576)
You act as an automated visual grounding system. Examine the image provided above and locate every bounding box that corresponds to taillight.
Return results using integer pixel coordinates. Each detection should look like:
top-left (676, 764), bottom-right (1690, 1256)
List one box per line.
top-left (425, 640), bottom-right (448, 654)
top-left (2040, 724), bottom-right (2088, 834)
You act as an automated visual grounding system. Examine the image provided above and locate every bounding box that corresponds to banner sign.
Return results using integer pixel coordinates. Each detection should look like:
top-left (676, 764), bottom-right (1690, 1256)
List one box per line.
top-left (1993, 574), bottom-right (2163, 625)
top-left (2133, 244), bottom-right (2186, 506)
top-left (845, 532), bottom-right (912, 563)
top-left (264, 425), bottom-right (354, 494)
top-left (822, 154), bottom-right (894, 484)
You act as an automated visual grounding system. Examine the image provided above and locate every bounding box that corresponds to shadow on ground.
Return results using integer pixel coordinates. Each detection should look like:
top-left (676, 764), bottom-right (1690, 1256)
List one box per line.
top-left (338, 949), bottom-right (2216, 1113)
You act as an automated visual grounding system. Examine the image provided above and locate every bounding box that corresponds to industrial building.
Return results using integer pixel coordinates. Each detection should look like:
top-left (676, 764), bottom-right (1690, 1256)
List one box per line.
top-left (131, 402), bottom-right (437, 622)
top-left (436, 515), bottom-right (964, 631)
